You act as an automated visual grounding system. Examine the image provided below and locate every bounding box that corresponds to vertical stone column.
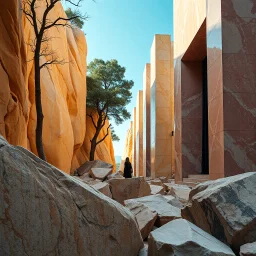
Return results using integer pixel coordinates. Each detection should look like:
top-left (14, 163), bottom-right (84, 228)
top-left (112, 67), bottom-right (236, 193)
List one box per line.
top-left (136, 91), bottom-right (143, 176)
top-left (143, 64), bottom-right (151, 177)
top-left (207, 0), bottom-right (256, 178)
top-left (150, 34), bottom-right (173, 178)
top-left (132, 107), bottom-right (137, 176)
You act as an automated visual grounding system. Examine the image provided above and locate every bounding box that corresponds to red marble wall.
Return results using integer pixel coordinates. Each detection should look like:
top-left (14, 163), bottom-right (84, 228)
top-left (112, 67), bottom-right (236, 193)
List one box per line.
top-left (175, 0), bottom-right (256, 181)
top-left (207, 0), bottom-right (256, 178)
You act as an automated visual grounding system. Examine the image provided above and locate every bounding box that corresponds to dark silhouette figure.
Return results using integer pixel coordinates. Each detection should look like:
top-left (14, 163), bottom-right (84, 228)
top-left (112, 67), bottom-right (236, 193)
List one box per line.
top-left (124, 157), bottom-right (133, 178)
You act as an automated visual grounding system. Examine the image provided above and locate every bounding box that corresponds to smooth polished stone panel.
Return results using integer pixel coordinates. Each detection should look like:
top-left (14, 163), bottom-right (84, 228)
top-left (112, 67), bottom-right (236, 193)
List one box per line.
top-left (174, 0), bottom-right (206, 182)
top-left (207, 0), bottom-right (256, 177)
top-left (132, 107), bottom-right (137, 176)
top-left (136, 91), bottom-right (143, 177)
top-left (143, 64), bottom-right (151, 177)
top-left (150, 35), bottom-right (174, 179)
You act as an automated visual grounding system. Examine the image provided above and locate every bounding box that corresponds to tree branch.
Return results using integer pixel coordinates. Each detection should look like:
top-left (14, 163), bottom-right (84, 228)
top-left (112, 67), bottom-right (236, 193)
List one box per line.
top-left (87, 112), bottom-right (97, 129)
top-left (44, 16), bottom-right (80, 30)
top-left (96, 124), bottom-right (110, 145)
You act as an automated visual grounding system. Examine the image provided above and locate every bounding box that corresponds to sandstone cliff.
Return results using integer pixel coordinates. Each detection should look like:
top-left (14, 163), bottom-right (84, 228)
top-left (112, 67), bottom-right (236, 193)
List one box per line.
top-left (76, 109), bottom-right (116, 171)
top-left (0, 0), bottom-right (115, 174)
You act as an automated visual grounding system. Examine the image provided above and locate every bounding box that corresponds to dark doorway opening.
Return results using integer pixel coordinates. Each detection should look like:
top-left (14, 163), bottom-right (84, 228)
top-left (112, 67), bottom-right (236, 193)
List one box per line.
top-left (201, 57), bottom-right (209, 174)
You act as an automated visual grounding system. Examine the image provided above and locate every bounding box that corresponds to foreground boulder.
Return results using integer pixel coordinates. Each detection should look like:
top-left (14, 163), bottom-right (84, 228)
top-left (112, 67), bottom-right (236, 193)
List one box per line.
top-left (148, 219), bottom-right (235, 256)
top-left (240, 242), bottom-right (256, 256)
top-left (76, 159), bottom-right (113, 176)
top-left (91, 182), bottom-right (112, 198)
top-left (125, 195), bottom-right (181, 227)
top-left (108, 177), bottom-right (151, 204)
top-left (182, 172), bottom-right (256, 254)
top-left (125, 201), bottom-right (157, 239)
top-left (0, 137), bottom-right (143, 256)
top-left (89, 167), bottom-right (112, 180)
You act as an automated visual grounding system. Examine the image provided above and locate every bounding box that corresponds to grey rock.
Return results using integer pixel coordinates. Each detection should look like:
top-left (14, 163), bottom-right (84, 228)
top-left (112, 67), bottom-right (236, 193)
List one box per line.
top-left (148, 219), bottom-right (235, 256)
top-left (125, 201), bottom-right (157, 239)
top-left (182, 172), bottom-right (256, 254)
top-left (240, 242), bottom-right (256, 256)
top-left (125, 195), bottom-right (181, 227)
top-left (163, 195), bottom-right (184, 209)
top-left (0, 136), bottom-right (143, 256)
top-left (164, 183), bottom-right (191, 203)
top-left (150, 185), bottom-right (165, 195)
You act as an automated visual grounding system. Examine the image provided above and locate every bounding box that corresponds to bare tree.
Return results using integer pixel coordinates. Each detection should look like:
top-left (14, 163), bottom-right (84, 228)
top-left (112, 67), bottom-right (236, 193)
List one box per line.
top-left (22, 0), bottom-right (85, 161)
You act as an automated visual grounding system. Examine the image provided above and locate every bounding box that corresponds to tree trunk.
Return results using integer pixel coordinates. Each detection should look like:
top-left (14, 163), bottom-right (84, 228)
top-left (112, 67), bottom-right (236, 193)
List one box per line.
top-left (89, 114), bottom-right (103, 161)
top-left (89, 137), bottom-right (97, 161)
top-left (34, 48), bottom-right (46, 161)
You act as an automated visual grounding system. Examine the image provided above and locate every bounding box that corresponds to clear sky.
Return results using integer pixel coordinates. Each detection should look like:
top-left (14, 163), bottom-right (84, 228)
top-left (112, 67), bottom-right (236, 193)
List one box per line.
top-left (79, 0), bottom-right (174, 156)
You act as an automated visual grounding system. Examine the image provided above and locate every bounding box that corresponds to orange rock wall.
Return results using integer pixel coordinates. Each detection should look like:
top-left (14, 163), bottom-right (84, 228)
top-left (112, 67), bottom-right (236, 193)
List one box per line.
top-left (0, 0), bottom-right (115, 174)
top-left (76, 109), bottom-right (116, 171)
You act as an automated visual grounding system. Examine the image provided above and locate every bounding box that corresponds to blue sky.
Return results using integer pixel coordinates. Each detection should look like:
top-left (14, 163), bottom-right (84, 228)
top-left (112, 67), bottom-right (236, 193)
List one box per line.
top-left (79, 0), bottom-right (174, 156)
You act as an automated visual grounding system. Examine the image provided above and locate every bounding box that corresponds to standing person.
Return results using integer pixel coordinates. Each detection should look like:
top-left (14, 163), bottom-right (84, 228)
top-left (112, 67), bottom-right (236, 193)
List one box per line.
top-left (124, 157), bottom-right (133, 178)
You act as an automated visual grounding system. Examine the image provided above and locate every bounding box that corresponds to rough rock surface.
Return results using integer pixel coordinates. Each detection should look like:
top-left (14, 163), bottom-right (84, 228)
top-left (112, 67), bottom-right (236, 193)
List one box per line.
top-left (125, 201), bottom-right (157, 240)
top-left (76, 109), bottom-right (116, 171)
top-left (138, 243), bottom-right (148, 256)
top-left (163, 195), bottom-right (184, 209)
top-left (108, 177), bottom-right (151, 205)
top-left (240, 242), bottom-right (256, 256)
top-left (89, 168), bottom-right (112, 180)
top-left (91, 182), bottom-right (112, 198)
top-left (164, 183), bottom-right (191, 203)
top-left (148, 219), bottom-right (235, 256)
top-left (0, 0), bottom-right (115, 174)
top-left (150, 185), bottom-right (165, 195)
top-left (0, 136), bottom-right (143, 256)
top-left (76, 159), bottom-right (113, 176)
top-left (125, 195), bottom-right (181, 227)
top-left (107, 171), bottom-right (125, 180)
top-left (182, 172), bottom-right (256, 254)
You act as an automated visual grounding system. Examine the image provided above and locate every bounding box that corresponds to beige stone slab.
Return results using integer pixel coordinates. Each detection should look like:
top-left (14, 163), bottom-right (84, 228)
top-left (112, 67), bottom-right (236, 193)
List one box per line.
top-left (136, 91), bottom-right (143, 177)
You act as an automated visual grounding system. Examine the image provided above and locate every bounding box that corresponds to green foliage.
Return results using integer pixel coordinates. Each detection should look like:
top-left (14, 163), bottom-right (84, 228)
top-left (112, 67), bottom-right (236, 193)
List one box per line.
top-left (87, 59), bottom-right (134, 125)
top-left (65, 8), bottom-right (84, 29)
top-left (110, 125), bottom-right (120, 142)
top-left (86, 59), bottom-right (133, 151)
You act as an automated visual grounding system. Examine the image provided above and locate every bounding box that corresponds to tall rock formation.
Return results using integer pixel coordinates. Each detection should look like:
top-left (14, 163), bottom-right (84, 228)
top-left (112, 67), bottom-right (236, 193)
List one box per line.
top-left (76, 109), bottom-right (116, 171)
top-left (0, 0), bottom-right (115, 174)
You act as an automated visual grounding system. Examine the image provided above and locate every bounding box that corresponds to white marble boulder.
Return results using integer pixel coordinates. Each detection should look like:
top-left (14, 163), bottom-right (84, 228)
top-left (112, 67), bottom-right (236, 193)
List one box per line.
top-left (240, 242), bottom-right (256, 256)
top-left (164, 183), bottom-right (191, 203)
top-left (125, 201), bottom-right (157, 239)
top-left (108, 177), bottom-right (151, 205)
top-left (125, 195), bottom-right (181, 227)
top-left (150, 184), bottom-right (165, 195)
top-left (0, 136), bottom-right (143, 256)
top-left (182, 172), bottom-right (256, 254)
top-left (148, 219), bottom-right (235, 256)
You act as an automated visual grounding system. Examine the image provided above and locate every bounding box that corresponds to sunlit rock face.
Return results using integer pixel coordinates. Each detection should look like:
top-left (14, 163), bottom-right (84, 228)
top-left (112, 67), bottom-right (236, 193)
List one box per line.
top-left (0, 0), bottom-right (115, 174)
top-left (75, 109), bottom-right (116, 172)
